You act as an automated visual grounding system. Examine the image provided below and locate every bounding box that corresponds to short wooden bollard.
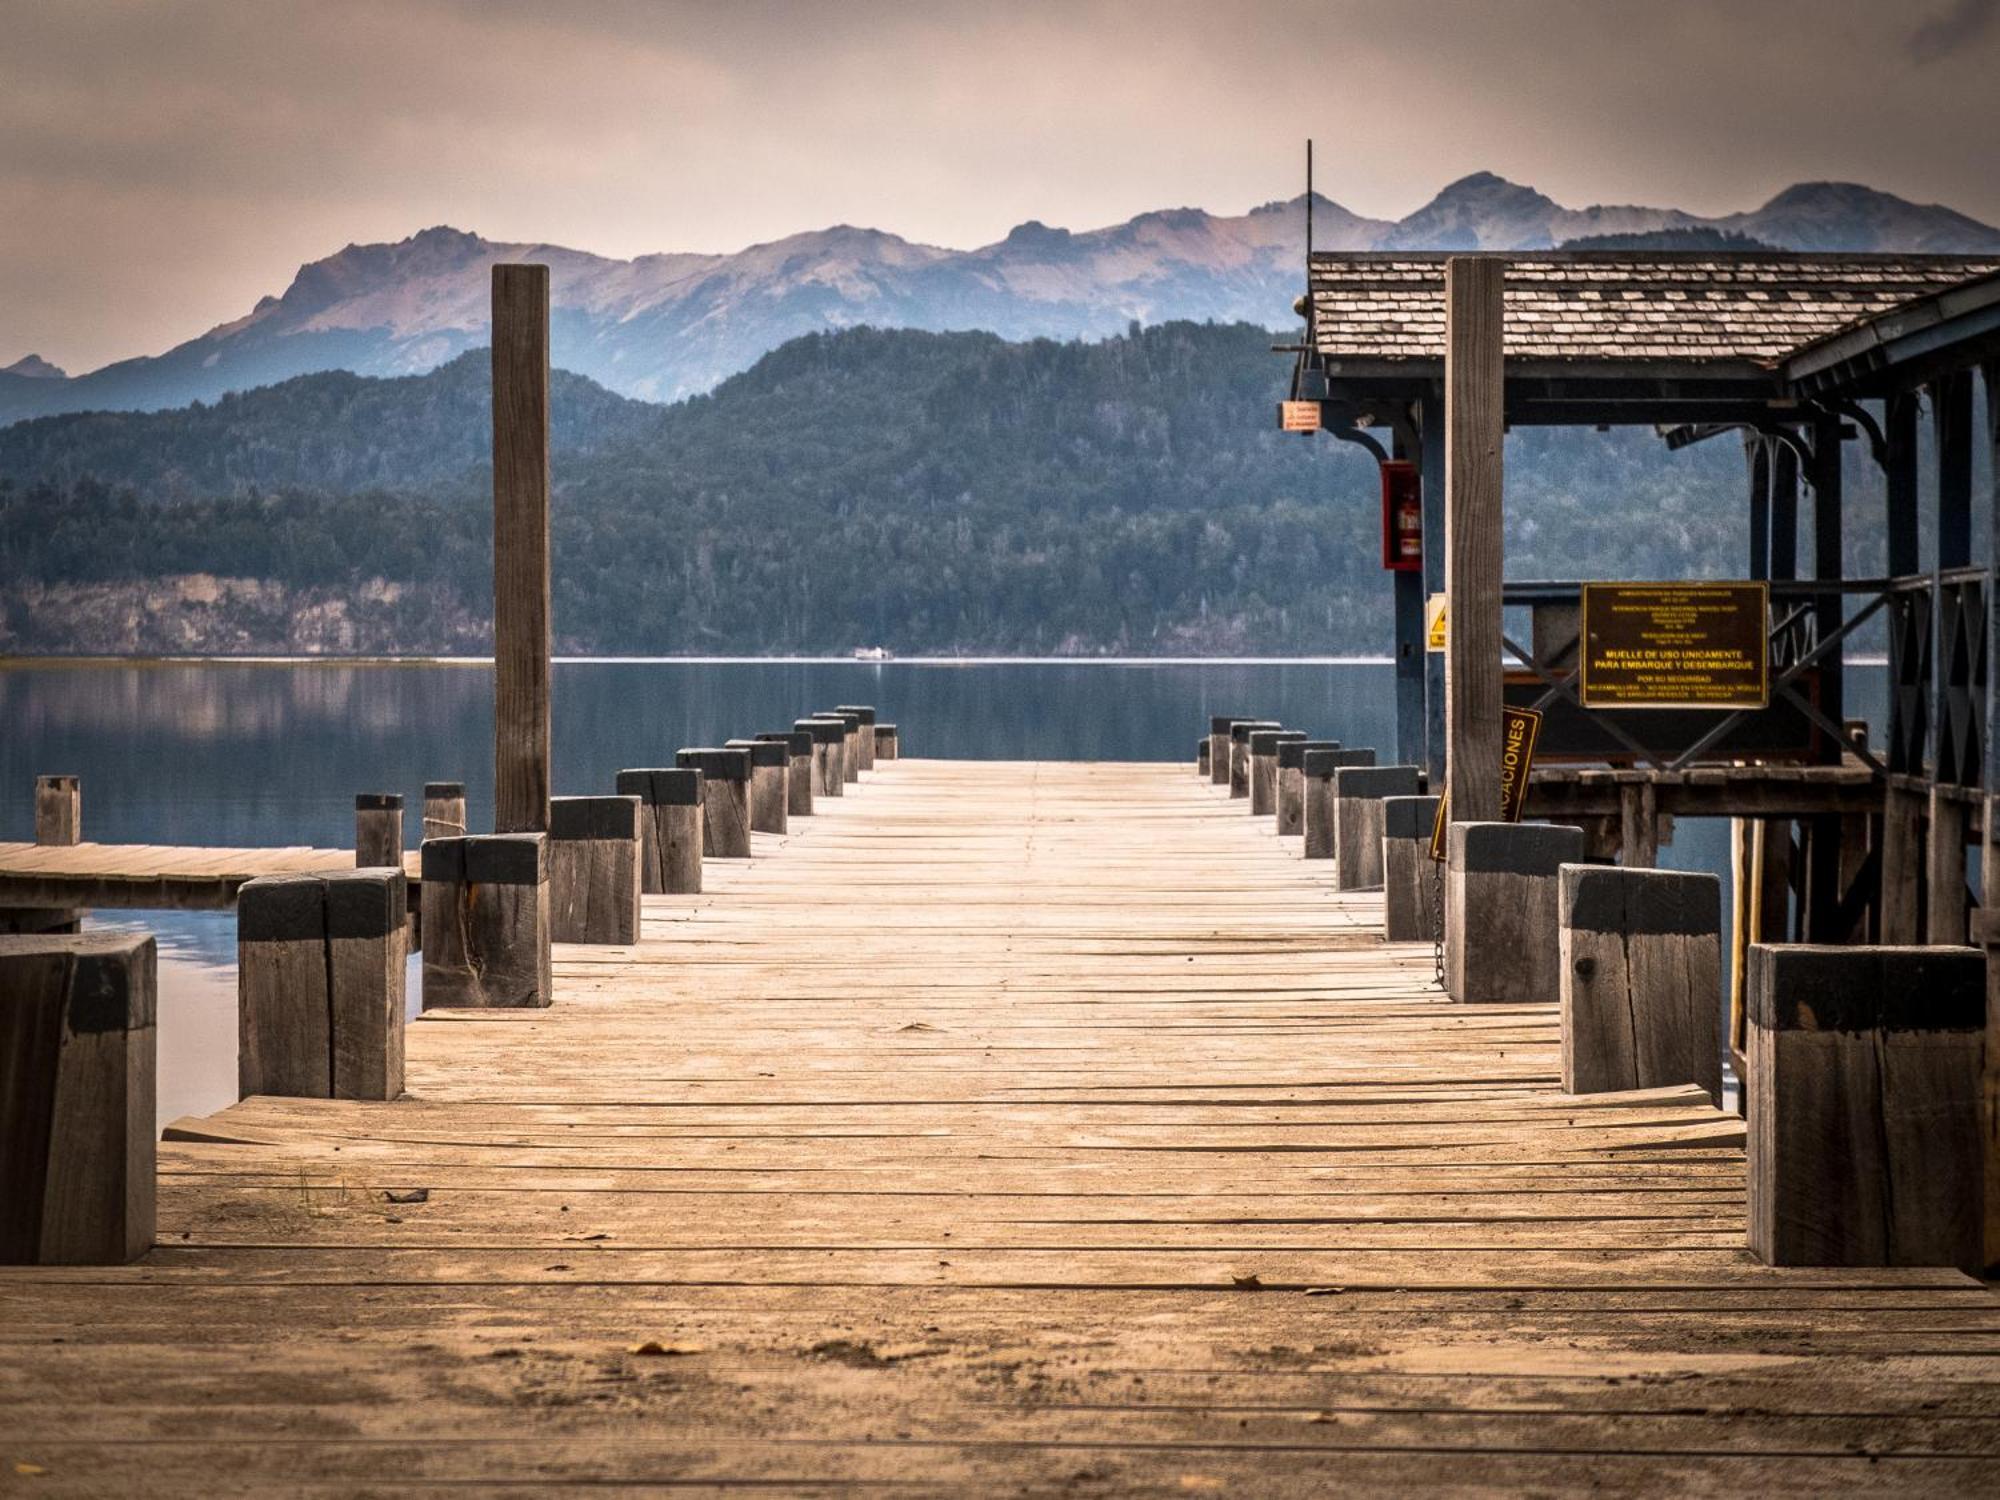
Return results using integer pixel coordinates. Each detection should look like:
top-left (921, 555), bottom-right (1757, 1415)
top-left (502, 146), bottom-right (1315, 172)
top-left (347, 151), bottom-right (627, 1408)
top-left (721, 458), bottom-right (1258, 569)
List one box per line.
top-left (420, 833), bottom-right (551, 1009)
top-left (874, 723), bottom-right (899, 761)
top-left (800, 718), bottom-right (846, 797)
top-left (1207, 717), bottom-right (1242, 787)
top-left (355, 793), bottom-right (403, 868)
top-left (757, 731), bottom-right (815, 816)
top-left (1335, 766), bottom-right (1422, 890)
top-left (821, 712), bottom-right (863, 784)
top-left (836, 705), bottom-right (878, 771)
top-left (1228, 720), bottom-right (1277, 799)
top-left (1197, 738), bottom-right (1210, 778)
top-left (239, 869), bottom-right (406, 1099)
top-left (34, 775), bottom-right (80, 845)
top-left (0, 931), bottom-right (156, 1264)
top-left (547, 795), bottom-right (643, 944)
top-left (1747, 944), bottom-right (1984, 1270)
top-left (1302, 748), bottom-right (1377, 859)
top-left (1381, 794), bottom-right (1442, 940)
top-left (727, 739), bottom-right (790, 835)
top-left (422, 781), bottom-right (467, 840)
top-left (1249, 730), bottom-right (1305, 817)
top-left (1445, 822), bottom-right (1586, 1004)
top-left (1276, 740), bottom-right (1338, 836)
top-left (676, 748), bottom-right (753, 857)
top-left (616, 769), bottom-right (703, 894)
top-left (1558, 865), bottom-right (1721, 1104)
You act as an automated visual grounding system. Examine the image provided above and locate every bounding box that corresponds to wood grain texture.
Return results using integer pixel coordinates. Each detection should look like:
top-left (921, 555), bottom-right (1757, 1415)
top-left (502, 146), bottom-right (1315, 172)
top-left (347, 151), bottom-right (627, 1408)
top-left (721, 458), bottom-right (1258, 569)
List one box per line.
top-left (1928, 786), bottom-right (1968, 945)
top-left (491, 263), bottom-right (551, 836)
top-left (1444, 256), bottom-right (1506, 823)
top-left (33, 776), bottom-right (79, 846)
top-left (1, 765), bottom-right (1996, 1490)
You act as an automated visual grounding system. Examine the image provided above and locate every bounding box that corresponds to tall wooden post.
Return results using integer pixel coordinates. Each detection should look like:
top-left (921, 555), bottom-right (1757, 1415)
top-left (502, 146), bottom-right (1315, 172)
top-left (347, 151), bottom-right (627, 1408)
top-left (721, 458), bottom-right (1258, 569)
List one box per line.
top-left (1803, 412), bottom-right (1845, 941)
top-left (1935, 370), bottom-right (1974, 571)
top-left (492, 264), bottom-right (551, 835)
top-left (1885, 392), bottom-right (1920, 579)
top-left (1980, 361), bottom-right (2000, 1277)
top-left (1745, 438), bottom-right (1771, 580)
top-left (1443, 257), bottom-right (1505, 823)
top-left (1391, 426), bottom-right (1425, 770)
top-left (1769, 439), bottom-right (1799, 581)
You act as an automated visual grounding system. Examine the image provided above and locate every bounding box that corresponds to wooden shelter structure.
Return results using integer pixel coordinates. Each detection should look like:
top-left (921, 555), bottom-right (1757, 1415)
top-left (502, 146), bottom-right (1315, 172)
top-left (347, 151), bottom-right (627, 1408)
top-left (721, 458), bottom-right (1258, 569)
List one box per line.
top-left (1286, 251), bottom-right (2000, 956)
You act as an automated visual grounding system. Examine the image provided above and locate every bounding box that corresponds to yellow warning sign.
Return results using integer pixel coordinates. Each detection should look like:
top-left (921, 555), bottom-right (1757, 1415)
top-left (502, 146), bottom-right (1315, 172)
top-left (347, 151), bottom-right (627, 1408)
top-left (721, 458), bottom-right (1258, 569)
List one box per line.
top-left (1425, 594), bottom-right (1447, 652)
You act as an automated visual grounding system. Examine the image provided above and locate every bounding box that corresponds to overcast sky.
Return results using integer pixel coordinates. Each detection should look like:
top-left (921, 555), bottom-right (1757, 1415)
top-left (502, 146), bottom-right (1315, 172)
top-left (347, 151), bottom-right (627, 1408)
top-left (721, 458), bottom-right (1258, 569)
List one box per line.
top-left (4, 0), bottom-right (1997, 372)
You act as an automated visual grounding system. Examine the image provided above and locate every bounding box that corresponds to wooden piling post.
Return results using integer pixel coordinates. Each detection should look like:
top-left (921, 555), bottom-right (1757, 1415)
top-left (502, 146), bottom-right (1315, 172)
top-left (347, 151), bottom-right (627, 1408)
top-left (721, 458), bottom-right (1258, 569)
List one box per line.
top-left (615, 769), bottom-right (703, 895)
top-left (1248, 729), bottom-right (1304, 817)
top-left (727, 739), bottom-right (790, 835)
top-left (1446, 822), bottom-right (1585, 1004)
top-left (0, 932), bottom-right (156, 1264)
top-left (821, 712), bottom-right (863, 784)
top-left (547, 795), bottom-right (643, 944)
top-left (1381, 795), bottom-right (1443, 940)
top-left (1558, 865), bottom-right (1721, 1104)
top-left (34, 776), bottom-right (79, 846)
top-left (835, 706), bottom-right (878, 771)
top-left (420, 834), bottom-right (551, 1008)
top-left (757, 731), bottom-right (816, 816)
top-left (1302, 748), bottom-right (1378, 860)
top-left (1928, 787), bottom-right (1968, 945)
top-left (1444, 255), bottom-right (1506, 823)
top-left (1224, 724), bottom-right (1272, 804)
top-left (800, 718), bottom-right (846, 797)
top-left (1334, 766), bottom-right (1423, 891)
top-left (1618, 780), bottom-right (1659, 867)
top-left (238, 870), bottom-right (406, 1100)
top-left (1878, 786), bottom-right (1923, 944)
top-left (1276, 739), bottom-right (1339, 837)
top-left (1208, 717), bottom-right (1242, 786)
top-left (354, 793), bottom-right (403, 868)
top-left (492, 263), bottom-right (551, 836)
top-left (1746, 944), bottom-right (1983, 1270)
top-left (676, 749), bottom-right (753, 857)
top-left (874, 724), bottom-right (900, 761)
top-left (1197, 739), bottom-right (1210, 778)
top-left (423, 782), bottom-right (467, 841)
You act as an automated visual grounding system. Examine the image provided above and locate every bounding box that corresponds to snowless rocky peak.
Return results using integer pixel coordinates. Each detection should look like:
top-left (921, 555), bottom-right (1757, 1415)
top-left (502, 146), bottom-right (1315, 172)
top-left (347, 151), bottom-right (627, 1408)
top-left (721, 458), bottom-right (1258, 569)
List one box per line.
top-left (2, 354), bottom-right (66, 380)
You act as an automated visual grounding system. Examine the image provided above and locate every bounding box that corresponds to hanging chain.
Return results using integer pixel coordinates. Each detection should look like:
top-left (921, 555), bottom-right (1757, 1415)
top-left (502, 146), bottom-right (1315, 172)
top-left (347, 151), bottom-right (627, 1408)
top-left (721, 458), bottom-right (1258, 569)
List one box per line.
top-left (1430, 853), bottom-right (1446, 990)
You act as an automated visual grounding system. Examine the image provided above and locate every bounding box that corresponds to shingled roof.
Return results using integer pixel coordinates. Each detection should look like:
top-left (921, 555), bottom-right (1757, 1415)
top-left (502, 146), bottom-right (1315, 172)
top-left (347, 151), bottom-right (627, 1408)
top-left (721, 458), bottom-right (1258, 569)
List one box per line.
top-left (1305, 252), bottom-right (2000, 367)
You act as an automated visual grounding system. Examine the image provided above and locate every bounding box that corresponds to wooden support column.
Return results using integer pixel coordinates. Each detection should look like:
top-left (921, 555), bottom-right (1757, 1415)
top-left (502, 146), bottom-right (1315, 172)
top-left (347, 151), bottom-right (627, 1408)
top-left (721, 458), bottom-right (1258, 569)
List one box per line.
top-left (1929, 788), bottom-right (1968, 945)
top-left (1804, 412), bottom-right (1845, 941)
top-left (1420, 391), bottom-right (1447, 784)
top-left (1618, 781), bottom-right (1658, 868)
top-left (1391, 422), bottom-right (1425, 770)
top-left (1878, 786), bottom-right (1923, 944)
top-left (1983, 361), bottom-right (2000, 1276)
top-left (1885, 392), bottom-right (1920, 579)
top-left (492, 263), bottom-right (552, 835)
top-left (1769, 439), bottom-right (1799, 582)
top-left (1935, 370), bottom-right (1974, 570)
top-left (34, 776), bottom-right (79, 846)
top-left (0, 933), bottom-right (156, 1264)
top-left (1443, 256), bottom-right (1505, 824)
top-left (1746, 438), bottom-right (1771, 580)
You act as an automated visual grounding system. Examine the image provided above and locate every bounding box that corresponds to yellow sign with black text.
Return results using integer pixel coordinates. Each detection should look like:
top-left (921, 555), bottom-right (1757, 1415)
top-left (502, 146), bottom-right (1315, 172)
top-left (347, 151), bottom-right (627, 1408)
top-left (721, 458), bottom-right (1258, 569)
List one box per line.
top-left (1579, 582), bottom-right (1768, 709)
top-left (1429, 705), bottom-right (1543, 862)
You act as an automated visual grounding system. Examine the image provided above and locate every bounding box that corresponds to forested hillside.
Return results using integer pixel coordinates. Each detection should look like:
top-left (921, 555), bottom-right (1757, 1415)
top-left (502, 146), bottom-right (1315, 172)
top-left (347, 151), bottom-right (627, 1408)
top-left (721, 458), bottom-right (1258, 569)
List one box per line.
top-left (2, 320), bottom-right (1882, 656)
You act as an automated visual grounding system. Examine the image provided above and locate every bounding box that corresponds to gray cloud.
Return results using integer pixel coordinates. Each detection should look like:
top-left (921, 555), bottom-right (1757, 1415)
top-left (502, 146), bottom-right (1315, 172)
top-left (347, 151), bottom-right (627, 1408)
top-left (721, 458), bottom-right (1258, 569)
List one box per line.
top-left (1910, 0), bottom-right (1999, 62)
top-left (2, 1), bottom-right (1996, 373)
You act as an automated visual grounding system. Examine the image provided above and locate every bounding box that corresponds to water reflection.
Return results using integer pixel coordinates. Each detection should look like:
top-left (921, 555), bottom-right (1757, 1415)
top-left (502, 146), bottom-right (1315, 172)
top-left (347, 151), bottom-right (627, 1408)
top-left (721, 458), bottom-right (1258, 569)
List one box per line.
top-left (3, 659), bottom-right (1886, 1129)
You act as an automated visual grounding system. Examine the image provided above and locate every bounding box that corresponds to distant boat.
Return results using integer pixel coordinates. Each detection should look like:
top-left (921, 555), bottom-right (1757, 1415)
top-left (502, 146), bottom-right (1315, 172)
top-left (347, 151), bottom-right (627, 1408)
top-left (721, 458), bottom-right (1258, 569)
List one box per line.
top-left (852, 645), bottom-right (894, 661)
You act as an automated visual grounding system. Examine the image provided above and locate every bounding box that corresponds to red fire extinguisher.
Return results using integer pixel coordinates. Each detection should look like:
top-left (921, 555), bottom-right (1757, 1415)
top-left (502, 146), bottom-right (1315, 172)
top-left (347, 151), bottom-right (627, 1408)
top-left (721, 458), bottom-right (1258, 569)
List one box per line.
top-left (1381, 460), bottom-right (1421, 572)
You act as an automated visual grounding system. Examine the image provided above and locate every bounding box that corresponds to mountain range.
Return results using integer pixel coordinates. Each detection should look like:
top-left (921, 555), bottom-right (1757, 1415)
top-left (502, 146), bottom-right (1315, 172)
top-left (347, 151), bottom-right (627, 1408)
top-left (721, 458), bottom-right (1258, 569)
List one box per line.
top-left (5, 174), bottom-right (1998, 427)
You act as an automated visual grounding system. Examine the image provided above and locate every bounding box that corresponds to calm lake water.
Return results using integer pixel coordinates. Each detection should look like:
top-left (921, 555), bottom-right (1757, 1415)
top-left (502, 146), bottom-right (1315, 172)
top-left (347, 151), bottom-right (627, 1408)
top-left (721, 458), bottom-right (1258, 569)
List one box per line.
top-left (2, 658), bottom-right (1888, 1127)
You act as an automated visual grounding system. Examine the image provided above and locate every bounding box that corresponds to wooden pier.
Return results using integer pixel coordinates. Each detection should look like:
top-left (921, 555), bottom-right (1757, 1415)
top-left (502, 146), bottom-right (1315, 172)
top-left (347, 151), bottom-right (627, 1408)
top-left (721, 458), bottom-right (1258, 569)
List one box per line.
top-left (0, 841), bottom-right (422, 911)
top-left (3, 760), bottom-right (1996, 1493)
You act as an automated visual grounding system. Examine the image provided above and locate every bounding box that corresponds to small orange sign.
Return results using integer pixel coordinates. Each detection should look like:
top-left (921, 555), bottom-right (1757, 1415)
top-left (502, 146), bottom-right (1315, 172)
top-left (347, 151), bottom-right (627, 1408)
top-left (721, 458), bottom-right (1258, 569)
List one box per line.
top-left (1279, 400), bottom-right (1321, 433)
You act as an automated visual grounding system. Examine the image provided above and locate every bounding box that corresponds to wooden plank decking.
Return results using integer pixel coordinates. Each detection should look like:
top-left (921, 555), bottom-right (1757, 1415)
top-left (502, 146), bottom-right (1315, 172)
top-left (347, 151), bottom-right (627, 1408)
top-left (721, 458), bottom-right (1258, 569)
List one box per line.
top-left (2, 760), bottom-right (1997, 1494)
top-left (0, 841), bottom-right (422, 911)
